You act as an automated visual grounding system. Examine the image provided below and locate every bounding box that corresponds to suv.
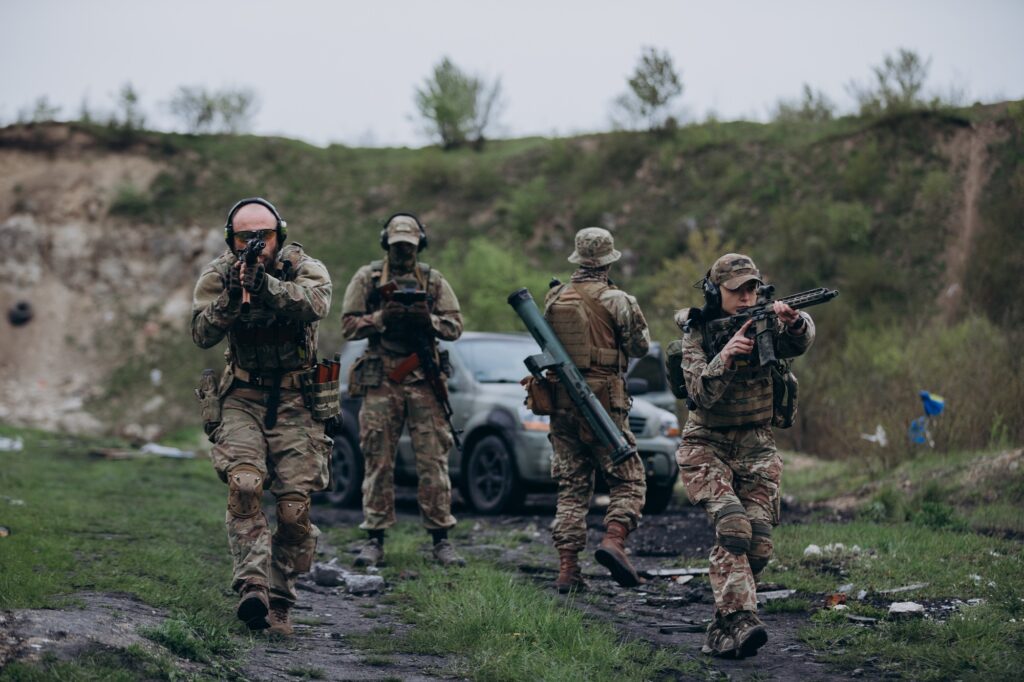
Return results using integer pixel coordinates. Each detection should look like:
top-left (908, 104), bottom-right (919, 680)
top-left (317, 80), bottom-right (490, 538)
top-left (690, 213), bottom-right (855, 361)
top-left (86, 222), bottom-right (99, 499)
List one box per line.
top-left (325, 332), bottom-right (680, 514)
top-left (624, 341), bottom-right (678, 413)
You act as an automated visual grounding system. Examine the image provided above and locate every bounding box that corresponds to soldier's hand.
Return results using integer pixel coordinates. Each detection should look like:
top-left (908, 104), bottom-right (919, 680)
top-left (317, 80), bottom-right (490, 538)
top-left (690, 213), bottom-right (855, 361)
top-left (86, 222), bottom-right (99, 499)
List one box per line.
top-left (228, 262), bottom-right (243, 301)
top-left (404, 300), bottom-right (432, 327)
top-left (241, 261), bottom-right (266, 294)
top-left (721, 319), bottom-right (754, 368)
top-left (381, 301), bottom-right (405, 325)
top-left (773, 301), bottom-right (800, 327)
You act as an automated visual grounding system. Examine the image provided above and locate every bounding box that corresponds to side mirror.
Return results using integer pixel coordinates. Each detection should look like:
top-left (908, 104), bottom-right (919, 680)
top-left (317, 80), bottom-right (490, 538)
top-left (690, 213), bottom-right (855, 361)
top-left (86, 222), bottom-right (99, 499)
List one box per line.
top-left (626, 377), bottom-right (649, 396)
top-left (447, 377), bottom-right (461, 393)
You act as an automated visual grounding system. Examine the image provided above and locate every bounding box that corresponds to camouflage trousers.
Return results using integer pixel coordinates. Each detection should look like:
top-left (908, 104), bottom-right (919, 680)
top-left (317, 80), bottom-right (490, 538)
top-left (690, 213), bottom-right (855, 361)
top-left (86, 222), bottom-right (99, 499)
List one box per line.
top-left (358, 378), bottom-right (456, 531)
top-left (676, 423), bottom-right (781, 616)
top-left (210, 385), bottom-right (331, 604)
top-left (549, 408), bottom-right (646, 553)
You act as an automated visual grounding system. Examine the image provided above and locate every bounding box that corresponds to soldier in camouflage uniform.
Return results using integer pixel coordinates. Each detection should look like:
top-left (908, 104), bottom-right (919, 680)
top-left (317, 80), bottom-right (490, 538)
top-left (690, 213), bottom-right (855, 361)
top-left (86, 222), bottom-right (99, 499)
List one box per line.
top-left (191, 198), bottom-right (332, 637)
top-left (545, 227), bottom-right (651, 592)
top-left (674, 253), bottom-right (815, 657)
top-left (340, 214), bottom-right (465, 567)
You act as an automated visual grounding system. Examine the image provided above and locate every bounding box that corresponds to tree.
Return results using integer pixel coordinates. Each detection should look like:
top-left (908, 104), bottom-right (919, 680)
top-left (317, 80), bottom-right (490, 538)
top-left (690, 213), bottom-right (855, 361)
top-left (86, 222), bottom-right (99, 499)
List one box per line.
top-left (612, 47), bottom-right (683, 131)
top-left (168, 85), bottom-right (259, 134)
top-left (17, 96), bottom-right (61, 123)
top-left (847, 48), bottom-right (932, 116)
top-left (772, 84), bottom-right (835, 123)
top-left (415, 57), bottom-right (503, 150)
top-left (111, 82), bottom-right (145, 130)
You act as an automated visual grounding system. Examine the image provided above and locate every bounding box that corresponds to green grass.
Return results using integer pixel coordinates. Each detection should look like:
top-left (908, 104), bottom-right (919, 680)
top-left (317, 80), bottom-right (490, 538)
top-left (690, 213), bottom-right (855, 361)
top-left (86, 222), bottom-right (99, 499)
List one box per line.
top-left (0, 644), bottom-right (178, 682)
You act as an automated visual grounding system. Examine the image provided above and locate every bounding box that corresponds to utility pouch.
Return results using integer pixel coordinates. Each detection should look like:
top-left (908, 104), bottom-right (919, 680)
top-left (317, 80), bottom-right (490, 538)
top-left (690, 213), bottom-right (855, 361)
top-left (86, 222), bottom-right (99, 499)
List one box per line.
top-left (438, 349), bottom-right (453, 377)
top-left (348, 354), bottom-right (383, 397)
top-left (521, 375), bottom-right (555, 416)
top-left (302, 373), bottom-right (341, 423)
top-left (771, 361), bottom-right (799, 429)
top-left (195, 368), bottom-right (222, 438)
top-left (606, 376), bottom-right (630, 412)
top-left (665, 338), bottom-right (687, 400)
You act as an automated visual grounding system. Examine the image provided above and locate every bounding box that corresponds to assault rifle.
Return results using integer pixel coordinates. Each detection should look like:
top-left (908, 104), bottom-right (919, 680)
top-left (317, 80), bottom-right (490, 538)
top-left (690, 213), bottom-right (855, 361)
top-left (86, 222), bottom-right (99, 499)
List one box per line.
top-left (381, 282), bottom-right (463, 450)
top-left (703, 285), bottom-right (839, 367)
top-left (507, 288), bottom-right (636, 465)
top-left (238, 236), bottom-right (265, 315)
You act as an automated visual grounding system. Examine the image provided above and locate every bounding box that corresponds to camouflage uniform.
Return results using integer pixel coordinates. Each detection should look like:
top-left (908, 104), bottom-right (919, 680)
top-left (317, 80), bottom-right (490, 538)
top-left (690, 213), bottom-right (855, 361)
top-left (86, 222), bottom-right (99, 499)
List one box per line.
top-left (546, 228), bottom-right (651, 555)
top-left (340, 223), bottom-right (463, 533)
top-left (192, 241), bottom-right (332, 606)
top-left (674, 254), bottom-right (815, 619)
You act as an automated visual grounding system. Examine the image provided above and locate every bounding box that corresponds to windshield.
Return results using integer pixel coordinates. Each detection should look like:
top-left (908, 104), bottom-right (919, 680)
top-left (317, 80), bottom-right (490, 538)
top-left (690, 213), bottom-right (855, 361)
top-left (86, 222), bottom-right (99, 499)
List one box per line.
top-left (456, 338), bottom-right (539, 383)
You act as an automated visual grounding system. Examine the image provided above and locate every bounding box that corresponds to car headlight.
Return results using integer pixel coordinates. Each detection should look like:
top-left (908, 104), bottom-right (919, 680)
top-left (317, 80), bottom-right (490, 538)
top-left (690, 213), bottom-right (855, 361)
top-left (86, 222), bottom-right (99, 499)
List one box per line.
top-left (517, 405), bottom-right (550, 432)
top-left (659, 413), bottom-right (680, 438)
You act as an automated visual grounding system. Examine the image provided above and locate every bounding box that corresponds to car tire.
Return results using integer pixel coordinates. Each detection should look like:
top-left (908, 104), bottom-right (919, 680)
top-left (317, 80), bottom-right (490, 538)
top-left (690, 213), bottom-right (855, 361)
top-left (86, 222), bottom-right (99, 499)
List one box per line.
top-left (461, 434), bottom-right (525, 514)
top-left (642, 481), bottom-right (674, 514)
top-left (325, 435), bottom-right (363, 508)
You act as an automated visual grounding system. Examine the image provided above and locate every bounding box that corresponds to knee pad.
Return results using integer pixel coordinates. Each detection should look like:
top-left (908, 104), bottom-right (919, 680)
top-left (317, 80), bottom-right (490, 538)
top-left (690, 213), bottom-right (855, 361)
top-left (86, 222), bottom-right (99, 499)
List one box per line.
top-left (747, 519), bottom-right (773, 575)
top-left (227, 464), bottom-right (264, 519)
top-left (714, 504), bottom-right (751, 555)
top-left (274, 493), bottom-right (311, 545)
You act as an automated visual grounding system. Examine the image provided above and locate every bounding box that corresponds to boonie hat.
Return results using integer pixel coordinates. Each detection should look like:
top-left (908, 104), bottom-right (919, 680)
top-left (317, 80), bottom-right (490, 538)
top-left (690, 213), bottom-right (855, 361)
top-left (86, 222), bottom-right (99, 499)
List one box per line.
top-left (568, 227), bottom-right (621, 267)
top-left (711, 253), bottom-right (763, 291)
top-left (386, 215), bottom-right (421, 246)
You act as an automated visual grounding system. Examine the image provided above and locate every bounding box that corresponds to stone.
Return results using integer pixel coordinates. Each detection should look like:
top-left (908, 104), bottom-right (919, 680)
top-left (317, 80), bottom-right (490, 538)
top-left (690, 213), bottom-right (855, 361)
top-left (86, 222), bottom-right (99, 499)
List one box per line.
top-left (344, 574), bottom-right (385, 595)
top-left (311, 559), bottom-right (347, 587)
top-left (888, 601), bottom-right (925, 619)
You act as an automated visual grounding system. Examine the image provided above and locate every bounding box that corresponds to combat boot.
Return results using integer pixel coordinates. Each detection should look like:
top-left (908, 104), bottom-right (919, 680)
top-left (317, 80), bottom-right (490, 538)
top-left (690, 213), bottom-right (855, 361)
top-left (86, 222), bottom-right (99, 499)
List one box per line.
top-left (354, 537), bottom-right (384, 568)
top-left (700, 612), bottom-right (738, 657)
top-left (553, 549), bottom-right (587, 593)
top-left (725, 610), bottom-right (768, 657)
top-left (594, 520), bottom-right (641, 587)
top-left (267, 599), bottom-right (294, 637)
top-left (236, 583), bottom-right (270, 630)
top-left (432, 539), bottom-right (466, 567)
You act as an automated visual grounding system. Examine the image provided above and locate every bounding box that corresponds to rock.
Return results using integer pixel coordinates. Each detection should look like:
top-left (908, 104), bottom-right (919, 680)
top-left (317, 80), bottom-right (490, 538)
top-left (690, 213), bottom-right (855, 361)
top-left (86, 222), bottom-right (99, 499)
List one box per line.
top-left (888, 601), bottom-right (925, 618)
top-left (757, 589), bottom-right (796, 602)
top-left (344, 574), bottom-right (385, 595)
top-left (803, 544), bottom-right (822, 557)
top-left (311, 559), bottom-right (347, 587)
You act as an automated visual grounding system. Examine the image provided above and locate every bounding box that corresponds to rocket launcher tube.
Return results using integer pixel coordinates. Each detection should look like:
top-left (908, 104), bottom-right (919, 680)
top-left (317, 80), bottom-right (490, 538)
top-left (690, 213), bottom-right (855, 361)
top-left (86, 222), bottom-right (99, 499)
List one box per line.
top-left (507, 288), bottom-right (636, 465)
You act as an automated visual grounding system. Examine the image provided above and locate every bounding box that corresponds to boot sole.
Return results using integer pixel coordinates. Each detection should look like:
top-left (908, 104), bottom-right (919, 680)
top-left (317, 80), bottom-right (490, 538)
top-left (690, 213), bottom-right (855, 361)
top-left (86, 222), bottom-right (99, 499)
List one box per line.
top-left (738, 625), bottom-right (768, 658)
top-left (594, 547), bottom-right (640, 587)
top-left (237, 595), bottom-right (270, 630)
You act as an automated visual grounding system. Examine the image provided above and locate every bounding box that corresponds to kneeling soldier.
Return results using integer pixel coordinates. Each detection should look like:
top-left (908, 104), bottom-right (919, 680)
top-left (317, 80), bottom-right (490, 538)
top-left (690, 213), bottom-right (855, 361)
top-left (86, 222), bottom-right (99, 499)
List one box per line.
top-left (191, 198), bottom-right (333, 636)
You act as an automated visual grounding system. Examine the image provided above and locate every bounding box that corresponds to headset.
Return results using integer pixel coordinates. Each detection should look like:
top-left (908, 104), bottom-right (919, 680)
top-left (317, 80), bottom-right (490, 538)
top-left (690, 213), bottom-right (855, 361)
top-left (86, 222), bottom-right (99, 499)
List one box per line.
top-left (379, 212), bottom-right (428, 252)
top-left (699, 269), bottom-right (721, 311)
top-left (224, 197), bottom-right (287, 248)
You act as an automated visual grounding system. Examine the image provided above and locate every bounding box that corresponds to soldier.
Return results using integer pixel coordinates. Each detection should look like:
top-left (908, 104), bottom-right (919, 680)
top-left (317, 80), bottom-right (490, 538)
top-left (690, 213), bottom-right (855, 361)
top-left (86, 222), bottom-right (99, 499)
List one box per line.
top-left (340, 213), bottom-right (465, 567)
top-left (675, 253), bottom-right (815, 658)
top-left (545, 227), bottom-right (651, 592)
top-left (191, 198), bottom-right (333, 637)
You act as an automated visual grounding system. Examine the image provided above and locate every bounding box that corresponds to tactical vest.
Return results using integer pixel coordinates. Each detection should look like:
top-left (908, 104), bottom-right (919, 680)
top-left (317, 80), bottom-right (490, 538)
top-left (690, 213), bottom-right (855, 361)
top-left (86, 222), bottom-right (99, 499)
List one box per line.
top-left (365, 259), bottom-right (435, 356)
top-left (690, 320), bottom-right (773, 428)
top-left (544, 282), bottom-right (627, 374)
top-left (227, 244), bottom-right (317, 372)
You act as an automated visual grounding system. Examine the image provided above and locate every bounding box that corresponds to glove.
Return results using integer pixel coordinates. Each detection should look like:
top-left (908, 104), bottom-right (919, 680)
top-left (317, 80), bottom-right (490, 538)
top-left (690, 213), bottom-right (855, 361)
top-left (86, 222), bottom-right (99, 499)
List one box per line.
top-left (381, 301), bottom-right (406, 325)
top-left (227, 263), bottom-right (243, 301)
top-left (382, 300), bottom-right (432, 331)
top-left (242, 262), bottom-right (266, 294)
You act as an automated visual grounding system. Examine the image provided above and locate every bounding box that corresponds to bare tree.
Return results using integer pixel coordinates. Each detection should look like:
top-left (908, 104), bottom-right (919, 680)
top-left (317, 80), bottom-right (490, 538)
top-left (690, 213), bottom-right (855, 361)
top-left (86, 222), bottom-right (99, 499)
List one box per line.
top-left (111, 82), bottom-right (146, 129)
top-left (773, 84), bottom-right (835, 123)
top-left (415, 57), bottom-right (503, 150)
top-left (17, 96), bottom-right (61, 123)
top-left (168, 85), bottom-right (259, 134)
top-left (612, 47), bottom-right (683, 131)
top-left (847, 48), bottom-right (932, 116)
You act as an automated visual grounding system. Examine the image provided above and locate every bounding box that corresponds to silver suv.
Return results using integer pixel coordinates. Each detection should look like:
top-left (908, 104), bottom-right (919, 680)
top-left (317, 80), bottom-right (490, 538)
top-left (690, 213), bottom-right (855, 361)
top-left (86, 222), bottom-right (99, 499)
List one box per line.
top-left (325, 332), bottom-right (680, 514)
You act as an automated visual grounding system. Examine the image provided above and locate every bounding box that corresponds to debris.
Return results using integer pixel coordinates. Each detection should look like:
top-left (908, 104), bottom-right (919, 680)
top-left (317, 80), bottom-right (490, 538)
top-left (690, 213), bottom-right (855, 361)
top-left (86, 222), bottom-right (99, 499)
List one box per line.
top-left (311, 559), bottom-right (347, 587)
top-left (857, 590), bottom-right (868, 601)
top-left (803, 544), bottom-right (822, 557)
top-left (90, 448), bottom-right (141, 460)
top-left (833, 604), bottom-right (849, 611)
top-left (837, 583), bottom-right (855, 594)
top-left (7, 301), bottom-right (33, 327)
top-left (825, 593), bottom-right (847, 608)
top-left (888, 601), bottom-right (925, 619)
top-left (344, 574), bottom-right (385, 595)
top-left (0, 526), bottom-right (10, 537)
top-left (658, 622), bottom-right (705, 634)
top-left (860, 424), bottom-right (888, 447)
top-left (640, 567), bottom-right (709, 578)
top-left (2, 496), bottom-right (25, 506)
top-left (757, 589), bottom-right (797, 602)
top-left (879, 582), bottom-right (928, 594)
top-left (671, 575), bottom-right (694, 586)
top-left (0, 436), bottom-right (24, 452)
top-left (846, 615), bottom-right (878, 626)
top-left (139, 443), bottom-right (194, 459)
top-left (150, 368), bottom-right (162, 386)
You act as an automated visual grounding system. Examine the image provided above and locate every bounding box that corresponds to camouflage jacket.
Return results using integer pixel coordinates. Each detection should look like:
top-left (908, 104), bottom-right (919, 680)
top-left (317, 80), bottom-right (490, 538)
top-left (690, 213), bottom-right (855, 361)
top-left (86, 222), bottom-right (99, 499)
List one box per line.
top-left (544, 270), bottom-right (651, 375)
top-left (191, 243), bottom-right (332, 372)
top-left (678, 309), bottom-right (815, 425)
top-left (341, 258), bottom-right (462, 360)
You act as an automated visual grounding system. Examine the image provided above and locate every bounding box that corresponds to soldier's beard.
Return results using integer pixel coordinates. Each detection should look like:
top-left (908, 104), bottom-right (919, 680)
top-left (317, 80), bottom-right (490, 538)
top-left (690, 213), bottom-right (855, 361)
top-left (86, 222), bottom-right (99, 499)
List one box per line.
top-left (388, 245), bottom-right (417, 274)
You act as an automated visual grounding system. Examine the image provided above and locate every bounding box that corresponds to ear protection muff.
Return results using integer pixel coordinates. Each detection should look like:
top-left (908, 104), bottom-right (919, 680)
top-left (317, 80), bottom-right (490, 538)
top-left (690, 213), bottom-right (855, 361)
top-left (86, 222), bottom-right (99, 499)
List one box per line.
top-left (379, 212), bottom-right (428, 252)
top-left (224, 197), bottom-right (287, 248)
top-left (701, 269), bottom-right (721, 311)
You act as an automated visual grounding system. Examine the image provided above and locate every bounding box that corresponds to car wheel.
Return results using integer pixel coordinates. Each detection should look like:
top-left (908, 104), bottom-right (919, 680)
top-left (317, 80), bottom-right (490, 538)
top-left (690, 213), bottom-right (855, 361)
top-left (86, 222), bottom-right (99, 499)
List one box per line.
top-left (642, 481), bottom-right (675, 514)
top-left (462, 434), bottom-right (524, 514)
top-left (325, 436), bottom-right (363, 508)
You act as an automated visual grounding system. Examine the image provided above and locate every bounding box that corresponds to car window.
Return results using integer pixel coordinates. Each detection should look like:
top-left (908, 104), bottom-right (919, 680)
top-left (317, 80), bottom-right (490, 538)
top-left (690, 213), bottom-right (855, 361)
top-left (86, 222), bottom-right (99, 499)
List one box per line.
top-left (627, 354), bottom-right (667, 392)
top-left (336, 340), bottom-right (366, 387)
top-left (455, 338), bottom-right (540, 383)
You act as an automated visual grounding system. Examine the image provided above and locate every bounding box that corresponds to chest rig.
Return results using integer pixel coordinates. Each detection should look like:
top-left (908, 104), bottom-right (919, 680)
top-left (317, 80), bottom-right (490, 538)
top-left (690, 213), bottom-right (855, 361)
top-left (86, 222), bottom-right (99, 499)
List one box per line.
top-left (694, 319), bottom-right (774, 428)
top-left (366, 259), bottom-right (434, 355)
top-left (544, 282), bottom-right (626, 375)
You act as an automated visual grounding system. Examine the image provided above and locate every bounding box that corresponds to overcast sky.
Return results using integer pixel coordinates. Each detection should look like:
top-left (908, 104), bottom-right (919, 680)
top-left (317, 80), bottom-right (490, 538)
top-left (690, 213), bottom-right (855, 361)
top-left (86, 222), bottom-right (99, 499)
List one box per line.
top-left (3, 0), bottom-right (1023, 147)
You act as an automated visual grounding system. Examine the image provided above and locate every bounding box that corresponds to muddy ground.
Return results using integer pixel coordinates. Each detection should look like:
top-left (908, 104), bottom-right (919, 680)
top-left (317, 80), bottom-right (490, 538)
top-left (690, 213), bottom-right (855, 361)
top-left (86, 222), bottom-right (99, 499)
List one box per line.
top-left (2, 494), bottom-right (856, 681)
